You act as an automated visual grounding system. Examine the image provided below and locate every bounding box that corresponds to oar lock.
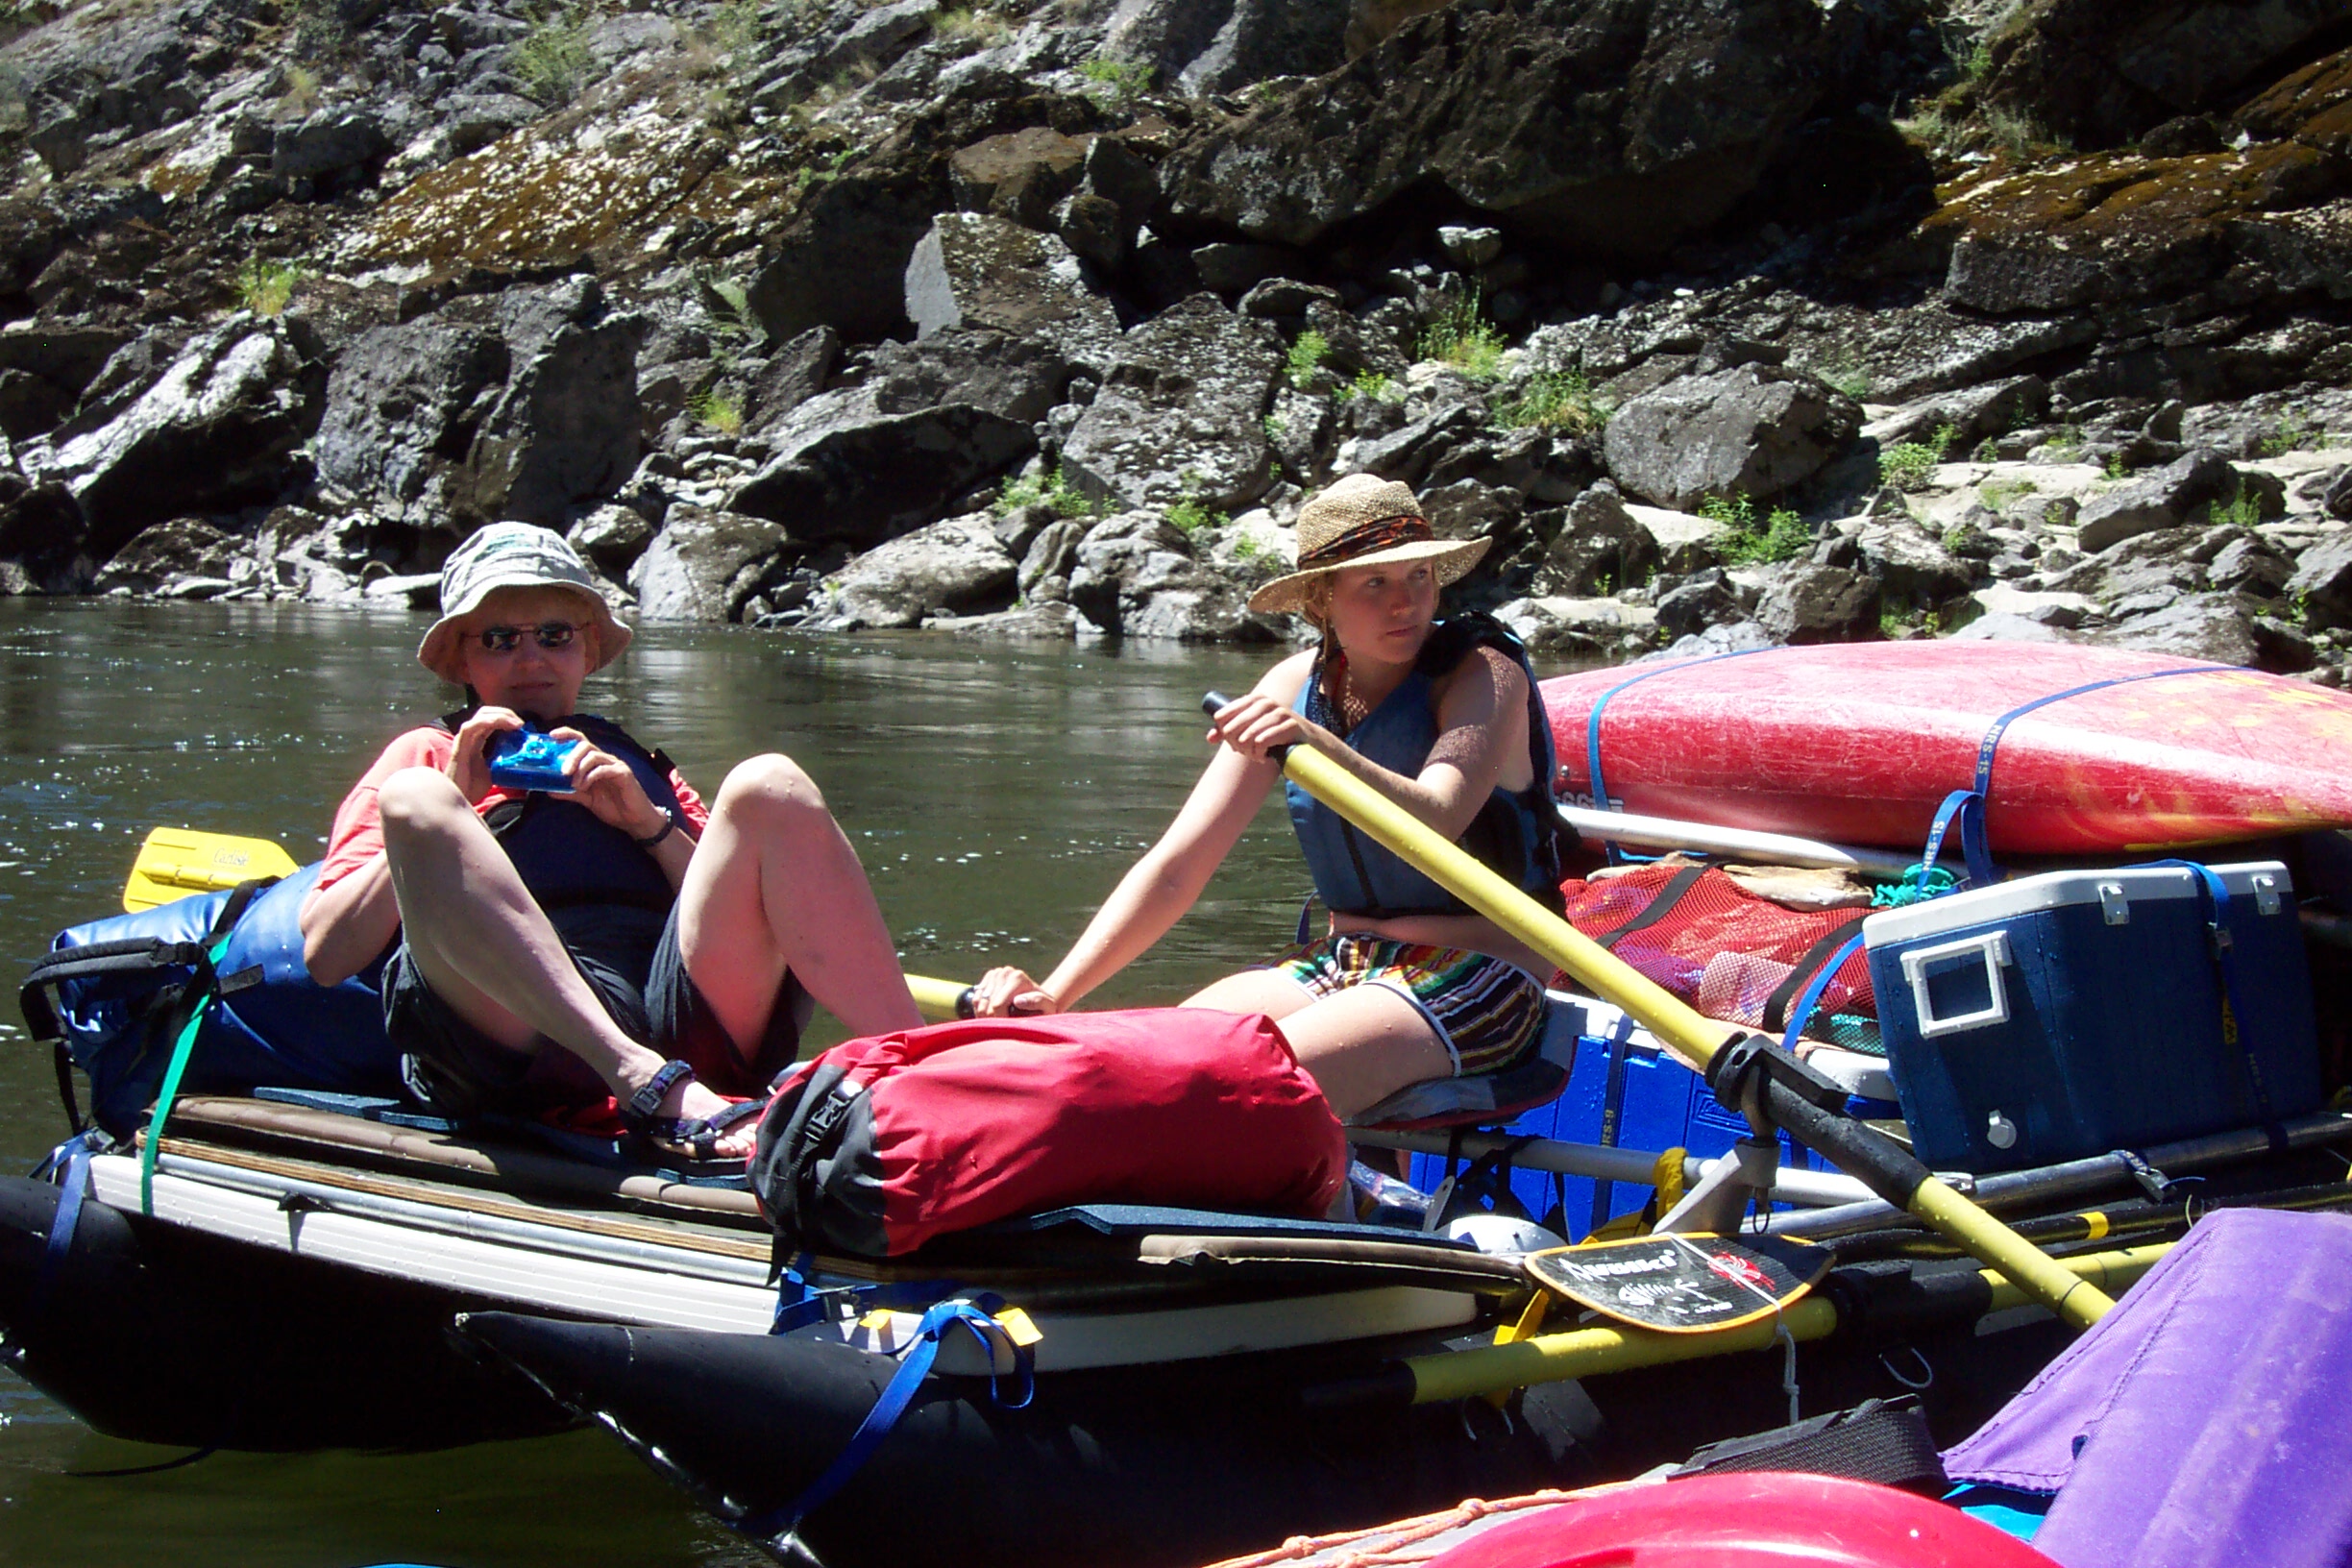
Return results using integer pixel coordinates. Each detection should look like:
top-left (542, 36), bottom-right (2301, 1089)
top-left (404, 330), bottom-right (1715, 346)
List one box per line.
top-left (1706, 1034), bottom-right (1850, 1131)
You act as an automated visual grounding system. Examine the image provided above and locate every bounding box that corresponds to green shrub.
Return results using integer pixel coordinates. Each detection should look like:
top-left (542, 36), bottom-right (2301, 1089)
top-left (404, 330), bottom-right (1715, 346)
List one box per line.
top-left (1879, 423), bottom-right (1956, 490)
top-left (1493, 369), bottom-right (1611, 434)
top-left (1286, 330), bottom-right (1329, 391)
top-left (1079, 57), bottom-right (1154, 110)
top-left (1336, 370), bottom-right (1401, 404)
top-left (2103, 451), bottom-right (2130, 481)
top-left (1702, 494), bottom-right (1812, 565)
top-left (995, 466), bottom-right (1099, 520)
top-left (689, 386), bottom-right (744, 434)
top-left (1416, 293), bottom-right (1506, 380)
top-left (1166, 497), bottom-right (1226, 534)
top-left (235, 257), bottom-right (302, 316)
top-left (1978, 476), bottom-right (2038, 513)
top-left (515, 11), bottom-right (597, 105)
top-left (1820, 355), bottom-right (1873, 402)
top-left (2215, 490), bottom-right (2266, 527)
top-left (2258, 412), bottom-right (2314, 457)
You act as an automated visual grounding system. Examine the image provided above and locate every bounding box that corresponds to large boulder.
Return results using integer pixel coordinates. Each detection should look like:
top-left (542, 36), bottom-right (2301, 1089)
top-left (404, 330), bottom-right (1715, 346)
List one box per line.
top-left (2095, 591), bottom-right (2315, 673)
top-left (747, 134), bottom-right (952, 345)
top-left (821, 514), bottom-right (1017, 629)
top-left (45, 316), bottom-right (316, 556)
top-left (1980, 0), bottom-right (2344, 152)
top-left (857, 327), bottom-right (1074, 426)
top-left (1753, 563), bottom-right (1880, 645)
top-left (0, 317), bottom-right (135, 439)
top-left (2073, 449), bottom-right (2241, 552)
top-left (632, 506), bottom-right (792, 623)
top-left (315, 277), bottom-right (643, 529)
top-left (1160, 0), bottom-right (1833, 261)
top-left (1061, 295), bottom-right (1283, 512)
top-left (728, 404), bottom-right (1033, 552)
top-left (1601, 366), bottom-right (1861, 510)
top-left (314, 320), bottom-right (508, 527)
top-left (1101, 0), bottom-right (1353, 95)
top-left (92, 517), bottom-right (244, 596)
top-left (1066, 510), bottom-right (1277, 641)
top-left (903, 213), bottom-right (1120, 374)
top-left (1528, 486), bottom-right (1661, 597)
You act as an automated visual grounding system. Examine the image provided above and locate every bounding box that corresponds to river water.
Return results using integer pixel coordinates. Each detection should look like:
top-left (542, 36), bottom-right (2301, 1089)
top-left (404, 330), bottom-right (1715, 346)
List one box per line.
top-left (0, 600), bottom-right (1572, 1567)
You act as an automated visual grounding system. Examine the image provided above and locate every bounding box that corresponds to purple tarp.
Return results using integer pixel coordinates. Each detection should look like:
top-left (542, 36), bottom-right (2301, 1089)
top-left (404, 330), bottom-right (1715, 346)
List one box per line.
top-left (1943, 1207), bottom-right (2352, 1568)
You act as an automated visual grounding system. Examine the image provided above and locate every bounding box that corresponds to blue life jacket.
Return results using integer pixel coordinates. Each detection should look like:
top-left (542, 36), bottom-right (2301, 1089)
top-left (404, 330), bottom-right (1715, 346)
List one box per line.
top-left (1285, 615), bottom-right (1565, 920)
top-left (441, 709), bottom-right (687, 917)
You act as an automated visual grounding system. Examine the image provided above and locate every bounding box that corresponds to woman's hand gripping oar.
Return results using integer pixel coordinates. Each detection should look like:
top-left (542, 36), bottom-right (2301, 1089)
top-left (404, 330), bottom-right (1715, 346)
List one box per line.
top-left (1199, 691), bottom-right (2114, 1331)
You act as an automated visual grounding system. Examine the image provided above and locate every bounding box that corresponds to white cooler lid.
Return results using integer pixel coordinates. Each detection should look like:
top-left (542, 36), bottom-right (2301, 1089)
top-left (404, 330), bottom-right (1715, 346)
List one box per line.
top-left (1862, 860), bottom-right (2292, 948)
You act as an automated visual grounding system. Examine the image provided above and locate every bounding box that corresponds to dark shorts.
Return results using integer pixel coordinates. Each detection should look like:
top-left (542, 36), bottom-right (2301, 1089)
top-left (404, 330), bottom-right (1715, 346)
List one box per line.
top-left (1272, 934), bottom-right (1548, 1078)
top-left (383, 902), bottom-right (807, 1116)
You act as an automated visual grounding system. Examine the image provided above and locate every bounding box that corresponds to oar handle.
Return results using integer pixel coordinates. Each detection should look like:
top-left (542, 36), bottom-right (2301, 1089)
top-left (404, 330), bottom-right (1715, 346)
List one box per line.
top-left (1201, 691), bottom-right (1294, 760)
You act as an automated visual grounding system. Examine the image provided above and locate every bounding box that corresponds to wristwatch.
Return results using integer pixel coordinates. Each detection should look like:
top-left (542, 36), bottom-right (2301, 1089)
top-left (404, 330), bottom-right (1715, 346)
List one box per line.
top-left (632, 806), bottom-right (680, 848)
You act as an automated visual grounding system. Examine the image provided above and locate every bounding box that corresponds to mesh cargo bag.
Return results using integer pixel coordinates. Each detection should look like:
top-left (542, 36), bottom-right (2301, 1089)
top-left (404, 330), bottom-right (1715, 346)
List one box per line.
top-left (1556, 863), bottom-right (1877, 1045)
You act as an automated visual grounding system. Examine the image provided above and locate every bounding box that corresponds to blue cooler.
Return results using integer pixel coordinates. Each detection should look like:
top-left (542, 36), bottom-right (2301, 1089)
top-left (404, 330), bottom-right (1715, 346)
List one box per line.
top-left (1864, 861), bottom-right (2319, 1173)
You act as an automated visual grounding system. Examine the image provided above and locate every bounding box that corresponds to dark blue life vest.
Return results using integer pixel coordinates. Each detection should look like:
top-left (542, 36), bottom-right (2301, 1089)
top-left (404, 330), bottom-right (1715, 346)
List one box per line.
top-left (443, 710), bottom-right (687, 917)
top-left (1284, 615), bottom-right (1565, 919)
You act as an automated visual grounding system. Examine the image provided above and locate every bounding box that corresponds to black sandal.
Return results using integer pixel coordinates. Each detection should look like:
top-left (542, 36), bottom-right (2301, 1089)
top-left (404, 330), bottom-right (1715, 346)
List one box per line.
top-left (622, 1059), bottom-right (764, 1162)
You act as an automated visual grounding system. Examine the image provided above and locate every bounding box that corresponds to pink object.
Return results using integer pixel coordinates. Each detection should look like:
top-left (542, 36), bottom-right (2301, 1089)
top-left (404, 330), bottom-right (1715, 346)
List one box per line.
top-left (1543, 643), bottom-right (2352, 854)
top-left (1421, 1472), bottom-right (2060, 1568)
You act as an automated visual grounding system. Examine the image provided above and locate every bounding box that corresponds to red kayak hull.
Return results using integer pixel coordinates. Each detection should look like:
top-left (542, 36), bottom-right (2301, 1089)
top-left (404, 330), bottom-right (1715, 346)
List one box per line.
top-left (1542, 643), bottom-right (2352, 855)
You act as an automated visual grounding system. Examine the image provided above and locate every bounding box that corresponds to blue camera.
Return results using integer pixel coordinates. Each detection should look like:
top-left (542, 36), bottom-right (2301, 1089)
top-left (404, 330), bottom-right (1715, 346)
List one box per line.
top-left (485, 728), bottom-right (581, 794)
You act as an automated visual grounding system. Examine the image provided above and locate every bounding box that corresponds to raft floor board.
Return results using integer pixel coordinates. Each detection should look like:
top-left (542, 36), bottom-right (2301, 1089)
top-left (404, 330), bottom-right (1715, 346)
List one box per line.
top-left (87, 1154), bottom-right (1482, 1371)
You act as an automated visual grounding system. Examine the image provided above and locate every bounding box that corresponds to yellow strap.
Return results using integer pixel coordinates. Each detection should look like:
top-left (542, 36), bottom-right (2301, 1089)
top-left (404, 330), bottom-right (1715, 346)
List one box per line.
top-left (1651, 1145), bottom-right (1687, 1225)
top-left (2082, 1211), bottom-right (2110, 1242)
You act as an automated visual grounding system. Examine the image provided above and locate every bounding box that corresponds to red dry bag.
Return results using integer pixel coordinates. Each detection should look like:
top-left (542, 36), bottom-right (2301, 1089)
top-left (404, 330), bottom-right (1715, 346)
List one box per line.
top-left (748, 1008), bottom-right (1348, 1257)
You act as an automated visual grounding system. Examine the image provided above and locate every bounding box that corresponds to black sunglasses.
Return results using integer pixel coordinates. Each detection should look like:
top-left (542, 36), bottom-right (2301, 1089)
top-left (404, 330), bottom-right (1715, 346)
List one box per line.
top-left (477, 621), bottom-right (580, 654)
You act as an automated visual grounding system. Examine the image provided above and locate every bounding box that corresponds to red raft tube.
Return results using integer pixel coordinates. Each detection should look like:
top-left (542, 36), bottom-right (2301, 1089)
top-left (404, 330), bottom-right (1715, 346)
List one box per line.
top-left (1543, 642), bottom-right (2352, 856)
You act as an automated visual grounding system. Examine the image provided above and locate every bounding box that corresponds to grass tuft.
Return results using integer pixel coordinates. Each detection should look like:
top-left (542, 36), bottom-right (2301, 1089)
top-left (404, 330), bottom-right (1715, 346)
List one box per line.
top-left (1493, 369), bottom-right (1611, 434)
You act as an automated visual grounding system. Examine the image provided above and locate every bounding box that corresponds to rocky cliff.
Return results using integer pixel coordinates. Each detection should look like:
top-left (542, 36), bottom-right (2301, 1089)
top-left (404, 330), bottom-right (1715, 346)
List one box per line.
top-left (2, 0), bottom-right (2349, 672)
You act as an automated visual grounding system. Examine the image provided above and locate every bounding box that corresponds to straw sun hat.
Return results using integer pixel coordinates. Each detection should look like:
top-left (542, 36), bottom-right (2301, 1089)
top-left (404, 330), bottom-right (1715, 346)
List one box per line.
top-left (1246, 475), bottom-right (1491, 617)
top-left (416, 522), bottom-right (633, 685)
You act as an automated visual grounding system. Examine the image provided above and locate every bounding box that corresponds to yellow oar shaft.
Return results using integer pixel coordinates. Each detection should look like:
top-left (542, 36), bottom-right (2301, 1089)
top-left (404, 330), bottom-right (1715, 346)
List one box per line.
top-left (1275, 743), bottom-right (2114, 1328)
top-left (1402, 1242), bottom-right (2168, 1405)
top-left (906, 974), bottom-right (971, 1021)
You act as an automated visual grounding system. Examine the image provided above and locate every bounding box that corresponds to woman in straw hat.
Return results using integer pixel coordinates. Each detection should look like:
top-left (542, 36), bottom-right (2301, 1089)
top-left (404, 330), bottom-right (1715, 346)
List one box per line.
top-left (301, 522), bottom-right (919, 1162)
top-left (969, 475), bottom-right (1564, 1119)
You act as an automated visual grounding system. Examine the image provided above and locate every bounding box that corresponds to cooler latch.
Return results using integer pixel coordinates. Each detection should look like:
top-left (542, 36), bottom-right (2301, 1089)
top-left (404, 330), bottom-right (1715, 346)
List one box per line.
top-left (2098, 883), bottom-right (2129, 925)
top-left (2250, 873), bottom-right (2282, 918)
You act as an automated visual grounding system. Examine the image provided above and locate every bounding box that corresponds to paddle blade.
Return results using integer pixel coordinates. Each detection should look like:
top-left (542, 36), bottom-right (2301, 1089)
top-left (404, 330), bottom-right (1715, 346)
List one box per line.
top-left (124, 827), bottom-right (302, 912)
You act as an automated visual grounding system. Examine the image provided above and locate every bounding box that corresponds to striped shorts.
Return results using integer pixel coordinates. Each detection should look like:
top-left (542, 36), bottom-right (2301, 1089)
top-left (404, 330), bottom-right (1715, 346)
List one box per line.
top-left (1271, 934), bottom-right (1548, 1078)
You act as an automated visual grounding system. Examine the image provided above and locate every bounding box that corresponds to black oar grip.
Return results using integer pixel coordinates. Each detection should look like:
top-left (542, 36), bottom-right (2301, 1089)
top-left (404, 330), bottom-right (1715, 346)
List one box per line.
top-left (1201, 691), bottom-right (1295, 760)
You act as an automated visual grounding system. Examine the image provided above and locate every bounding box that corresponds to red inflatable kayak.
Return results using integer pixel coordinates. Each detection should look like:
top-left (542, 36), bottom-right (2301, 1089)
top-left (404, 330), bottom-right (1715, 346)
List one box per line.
top-left (1542, 643), bottom-right (2352, 855)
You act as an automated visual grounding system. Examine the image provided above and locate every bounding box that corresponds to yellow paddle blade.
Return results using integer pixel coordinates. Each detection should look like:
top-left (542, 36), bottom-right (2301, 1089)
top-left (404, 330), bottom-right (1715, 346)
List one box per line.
top-left (124, 827), bottom-right (303, 912)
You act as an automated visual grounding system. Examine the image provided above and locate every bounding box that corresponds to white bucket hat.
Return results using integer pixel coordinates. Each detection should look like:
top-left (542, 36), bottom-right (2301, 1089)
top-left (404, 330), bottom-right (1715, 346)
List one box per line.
top-left (1246, 475), bottom-right (1490, 616)
top-left (417, 522), bottom-right (632, 685)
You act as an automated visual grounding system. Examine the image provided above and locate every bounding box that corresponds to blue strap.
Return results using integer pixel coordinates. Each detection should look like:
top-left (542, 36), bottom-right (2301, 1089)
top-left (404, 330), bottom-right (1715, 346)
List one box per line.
top-left (741, 1296), bottom-right (1036, 1542)
top-left (1919, 789), bottom-right (1996, 891)
top-left (1969, 665), bottom-right (2233, 803)
top-left (769, 1250), bottom-right (821, 1333)
top-left (2133, 860), bottom-right (2285, 1150)
top-left (1583, 648), bottom-right (1782, 862)
top-left (1782, 932), bottom-right (1869, 1055)
top-left (23, 1132), bottom-right (102, 1335)
top-left (1588, 1013), bottom-right (1643, 1233)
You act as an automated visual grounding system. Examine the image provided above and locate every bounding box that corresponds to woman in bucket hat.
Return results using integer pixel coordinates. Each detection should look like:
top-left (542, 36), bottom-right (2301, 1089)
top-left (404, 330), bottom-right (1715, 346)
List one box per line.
top-left (301, 522), bottom-right (919, 1161)
top-left (968, 476), bottom-right (1565, 1119)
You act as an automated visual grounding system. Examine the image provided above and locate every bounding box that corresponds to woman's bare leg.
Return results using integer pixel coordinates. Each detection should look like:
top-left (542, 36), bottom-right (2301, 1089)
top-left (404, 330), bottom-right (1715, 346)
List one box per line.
top-left (376, 769), bottom-right (733, 1125)
top-left (675, 753), bottom-right (919, 1063)
top-left (1183, 971), bottom-right (1453, 1120)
